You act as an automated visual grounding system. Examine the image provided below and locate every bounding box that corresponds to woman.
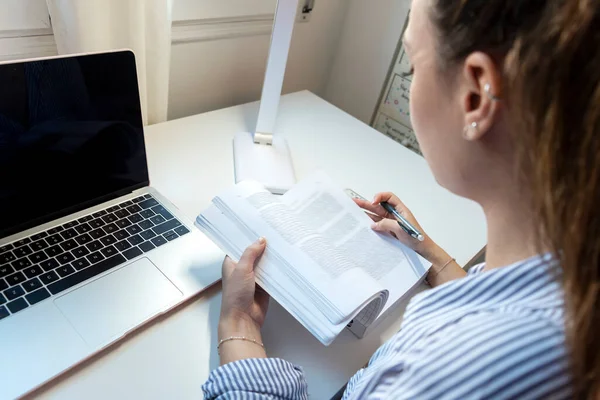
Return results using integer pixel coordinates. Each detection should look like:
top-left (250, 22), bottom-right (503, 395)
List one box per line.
top-left (203, 0), bottom-right (600, 398)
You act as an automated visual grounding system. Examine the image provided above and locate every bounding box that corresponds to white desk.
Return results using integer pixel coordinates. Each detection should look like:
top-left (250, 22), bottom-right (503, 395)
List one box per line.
top-left (32, 91), bottom-right (486, 399)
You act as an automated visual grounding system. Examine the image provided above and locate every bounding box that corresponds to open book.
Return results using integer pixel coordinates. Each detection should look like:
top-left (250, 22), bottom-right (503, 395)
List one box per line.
top-left (196, 172), bottom-right (427, 345)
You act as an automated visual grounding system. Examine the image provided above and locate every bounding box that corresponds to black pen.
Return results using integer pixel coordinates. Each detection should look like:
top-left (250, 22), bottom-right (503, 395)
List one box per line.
top-left (380, 202), bottom-right (425, 242)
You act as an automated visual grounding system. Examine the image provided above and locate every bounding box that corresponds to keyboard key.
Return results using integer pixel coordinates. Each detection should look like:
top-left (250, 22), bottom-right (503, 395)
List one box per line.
top-left (0, 252), bottom-right (16, 265)
top-left (72, 258), bottom-right (90, 271)
top-left (0, 279), bottom-right (7, 291)
top-left (60, 239), bottom-right (78, 251)
top-left (133, 196), bottom-right (146, 203)
top-left (23, 265), bottom-right (43, 279)
top-left (6, 272), bottom-right (26, 286)
top-left (48, 226), bottom-right (64, 234)
top-left (140, 230), bottom-right (156, 241)
top-left (57, 253), bottom-right (75, 265)
top-left (75, 223), bottom-right (92, 234)
top-left (127, 234), bottom-right (144, 246)
top-left (14, 238), bottom-right (31, 247)
top-left (77, 215), bottom-right (93, 224)
top-left (144, 194), bottom-right (152, 199)
top-left (75, 233), bottom-right (93, 245)
top-left (103, 223), bottom-right (118, 234)
top-left (4, 285), bottom-right (25, 300)
top-left (116, 219), bottom-right (132, 229)
top-left (72, 246), bottom-right (90, 259)
top-left (31, 232), bottom-right (48, 241)
top-left (13, 245), bottom-right (33, 257)
top-left (7, 297), bottom-right (28, 313)
top-left (48, 254), bottom-right (126, 295)
top-left (89, 218), bottom-right (106, 229)
top-left (107, 205), bottom-right (121, 213)
top-left (26, 287), bottom-right (50, 305)
top-left (29, 251), bottom-right (49, 264)
top-left (63, 221), bottom-right (78, 229)
top-left (123, 247), bottom-right (142, 260)
top-left (0, 292), bottom-right (5, 305)
top-left (40, 259), bottom-right (59, 272)
top-left (102, 214), bottom-right (119, 224)
top-left (22, 277), bottom-right (42, 292)
top-left (92, 210), bottom-right (108, 218)
top-left (30, 239), bottom-right (49, 251)
top-left (102, 213), bottom-right (118, 224)
top-left (0, 244), bottom-right (14, 254)
top-left (114, 230), bottom-right (130, 240)
top-left (40, 270), bottom-right (60, 285)
top-left (0, 265), bottom-right (15, 278)
top-left (89, 228), bottom-right (106, 240)
top-left (0, 306), bottom-right (8, 320)
top-left (153, 219), bottom-right (182, 235)
top-left (149, 215), bottom-right (166, 225)
top-left (128, 214), bottom-right (143, 224)
top-left (138, 220), bottom-right (154, 230)
top-left (174, 226), bottom-right (190, 236)
top-left (61, 228), bottom-right (77, 239)
top-left (139, 241), bottom-right (155, 253)
top-left (114, 209), bottom-right (130, 219)
top-left (56, 265), bottom-right (75, 277)
top-left (164, 231), bottom-right (178, 241)
top-left (151, 205), bottom-right (173, 221)
top-left (87, 252), bottom-right (105, 264)
top-left (46, 245), bottom-right (62, 257)
top-left (121, 200), bottom-right (134, 207)
top-left (126, 204), bottom-right (142, 214)
top-left (140, 210), bottom-right (155, 220)
top-left (46, 233), bottom-right (64, 245)
top-left (151, 236), bottom-right (167, 247)
top-left (139, 198), bottom-right (159, 209)
top-left (86, 240), bottom-right (103, 252)
top-left (100, 235), bottom-right (117, 246)
top-left (126, 225), bottom-right (142, 235)
top-left (11, 258), bottom-right (32, 271)
top-left (115, 240), bottom-right (132, 252)
top-left (101, 245), bottom-right (118, 258)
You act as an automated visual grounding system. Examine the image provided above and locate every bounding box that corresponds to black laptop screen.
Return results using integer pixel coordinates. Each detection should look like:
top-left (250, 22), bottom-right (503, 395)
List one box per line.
top-left (0, 51), bottom-right (149, 238)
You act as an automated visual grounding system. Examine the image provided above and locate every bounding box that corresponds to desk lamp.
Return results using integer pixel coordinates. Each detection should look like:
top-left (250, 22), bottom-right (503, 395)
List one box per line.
top-left (233, 0), bottom-right (299, 194)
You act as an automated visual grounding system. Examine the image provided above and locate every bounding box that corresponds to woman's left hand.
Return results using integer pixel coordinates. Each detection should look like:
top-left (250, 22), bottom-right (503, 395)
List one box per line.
top-left (218, 237), bottom-right (269, 364)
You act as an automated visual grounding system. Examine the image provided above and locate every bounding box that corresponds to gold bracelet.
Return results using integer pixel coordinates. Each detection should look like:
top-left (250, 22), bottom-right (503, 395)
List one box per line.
top-left (217, 336), bottom-right (265, 354)
top-left (429, 257), bottom-right (455, 278)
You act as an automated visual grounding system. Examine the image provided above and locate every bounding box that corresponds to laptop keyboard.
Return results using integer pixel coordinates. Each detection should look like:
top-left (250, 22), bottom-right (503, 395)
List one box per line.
top-left (0, 194), bottom-right (190, 320)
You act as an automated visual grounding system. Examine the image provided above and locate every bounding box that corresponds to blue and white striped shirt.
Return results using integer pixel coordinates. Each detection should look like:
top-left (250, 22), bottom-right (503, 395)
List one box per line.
top-left (203, 255), bottom-right (571, 399)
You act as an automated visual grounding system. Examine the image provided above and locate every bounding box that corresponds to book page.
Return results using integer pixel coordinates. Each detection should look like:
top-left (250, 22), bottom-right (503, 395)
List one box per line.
top-left (282, 172), bottom-right (427, 309)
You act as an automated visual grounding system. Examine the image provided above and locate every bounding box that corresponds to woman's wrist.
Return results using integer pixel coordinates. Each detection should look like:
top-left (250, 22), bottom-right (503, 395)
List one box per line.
top-left (417, 239), bottom-right (450, 268)
top-left (218, 314), bottom-right (266, 365)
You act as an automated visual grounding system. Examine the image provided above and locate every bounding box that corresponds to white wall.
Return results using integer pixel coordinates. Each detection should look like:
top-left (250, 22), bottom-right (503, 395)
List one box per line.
top-left (0, 0), bottom-right (348, 122)
top-left (168, 0), bottom-right (348, 120)
top-left (324, 0), bottom-right (410, 124)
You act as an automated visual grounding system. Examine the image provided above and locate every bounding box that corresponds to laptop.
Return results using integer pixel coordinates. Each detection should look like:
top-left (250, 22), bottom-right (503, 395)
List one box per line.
top-left (0, 50), bottom-right (223, 398)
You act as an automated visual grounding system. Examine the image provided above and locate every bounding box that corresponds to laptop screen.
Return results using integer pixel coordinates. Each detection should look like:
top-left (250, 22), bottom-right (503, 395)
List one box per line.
top-left (0, 51), bottom-right (149, 238)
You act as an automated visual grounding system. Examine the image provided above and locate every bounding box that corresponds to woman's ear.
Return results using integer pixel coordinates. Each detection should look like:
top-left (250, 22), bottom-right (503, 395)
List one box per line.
top-left (460, 52), bottom-right (503, 141)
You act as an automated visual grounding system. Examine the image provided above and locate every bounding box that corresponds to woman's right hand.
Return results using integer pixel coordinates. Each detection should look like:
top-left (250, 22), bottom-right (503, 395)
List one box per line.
top-left (353, 192), bottom-right (448, 265)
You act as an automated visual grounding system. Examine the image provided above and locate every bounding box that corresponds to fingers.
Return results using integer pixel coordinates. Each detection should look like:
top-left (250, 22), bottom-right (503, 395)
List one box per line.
top-left (371, 218), bottom-right (404, 239)
top-left (222, 256), bottom-right (236, 277)
top-left (353, 198), bottom-right (391, 219)
top-left (372, 192), bottom-right (410, 217)
top-left (237, 237), bottom-right (267, 273)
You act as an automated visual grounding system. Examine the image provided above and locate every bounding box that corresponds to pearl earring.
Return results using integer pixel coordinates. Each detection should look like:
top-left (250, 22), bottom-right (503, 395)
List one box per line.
top-left (484, 83), bottom-right (501, 101)
top-left (463, 121), bottom-right (478, 139)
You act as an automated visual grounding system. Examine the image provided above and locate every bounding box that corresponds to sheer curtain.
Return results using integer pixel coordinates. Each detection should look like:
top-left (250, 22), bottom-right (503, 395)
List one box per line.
top-left (46, 0), bottom-right (174, 125)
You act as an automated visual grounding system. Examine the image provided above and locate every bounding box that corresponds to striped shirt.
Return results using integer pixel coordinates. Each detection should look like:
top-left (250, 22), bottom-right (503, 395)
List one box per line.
top-left (202, 255), bottom-right (571, 399)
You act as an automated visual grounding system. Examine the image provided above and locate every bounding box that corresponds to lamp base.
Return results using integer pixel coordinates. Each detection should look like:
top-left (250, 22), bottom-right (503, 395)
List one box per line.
top-left (233, 132), bottom-right (296, 194)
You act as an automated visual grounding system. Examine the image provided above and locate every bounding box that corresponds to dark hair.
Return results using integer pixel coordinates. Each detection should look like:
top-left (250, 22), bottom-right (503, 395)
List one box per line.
top-left (432, 0), bottom-right (600, 396)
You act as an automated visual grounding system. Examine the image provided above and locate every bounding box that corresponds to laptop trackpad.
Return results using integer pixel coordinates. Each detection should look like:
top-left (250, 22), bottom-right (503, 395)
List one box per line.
top-left (54, 258), bottom-right (182, 348)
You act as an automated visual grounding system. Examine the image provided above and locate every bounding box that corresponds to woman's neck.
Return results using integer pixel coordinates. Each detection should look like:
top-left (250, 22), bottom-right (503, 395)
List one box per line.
top-left (482, 195), bottom-right (540, 271)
